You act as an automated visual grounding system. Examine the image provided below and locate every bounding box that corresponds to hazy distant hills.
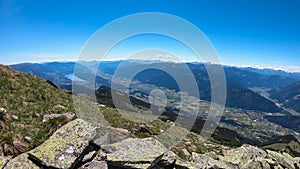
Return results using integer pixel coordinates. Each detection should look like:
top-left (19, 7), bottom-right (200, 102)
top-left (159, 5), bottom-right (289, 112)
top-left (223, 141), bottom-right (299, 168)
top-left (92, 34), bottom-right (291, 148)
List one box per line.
top-left (225, 66), bottom-right (298, 89)
top-left (10, 62), bottom-right (110, 91)
top-left (9, 61), bottom-right (300, 113)
top-left (241, 67), bottom-right (300, 80)
top-left (10, 62), bottom-right (74, 90)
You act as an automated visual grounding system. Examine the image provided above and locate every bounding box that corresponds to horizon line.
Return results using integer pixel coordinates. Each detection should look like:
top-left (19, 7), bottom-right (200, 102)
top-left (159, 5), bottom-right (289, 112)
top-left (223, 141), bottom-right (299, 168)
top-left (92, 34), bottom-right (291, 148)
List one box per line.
top-left (4, 59), bottom-right (300, 73)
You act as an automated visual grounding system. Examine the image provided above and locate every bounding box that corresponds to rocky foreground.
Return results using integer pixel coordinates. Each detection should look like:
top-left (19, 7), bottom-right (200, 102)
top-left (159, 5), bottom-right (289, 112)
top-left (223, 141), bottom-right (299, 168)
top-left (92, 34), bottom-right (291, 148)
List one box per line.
top-left (0, 118), bottom-right (299, 169)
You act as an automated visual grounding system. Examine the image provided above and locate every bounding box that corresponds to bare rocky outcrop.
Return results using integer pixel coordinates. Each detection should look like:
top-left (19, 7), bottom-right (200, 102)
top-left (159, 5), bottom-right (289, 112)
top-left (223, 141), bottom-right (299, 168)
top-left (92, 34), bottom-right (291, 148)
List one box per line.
top-left (101, 137), bottom-right (167, 169)
top-left (42, 112), bottom-right (76, 122)
top-left (1, 118), bottom-right (300, 169)
top-left (93, 126), bottom-right (131, 146)
top-left (28, 118), bottom-right (98, 168)
top-left (3, 118), bottom-right (98, 169)
top-left (183, 144), bottom-right (300, 169)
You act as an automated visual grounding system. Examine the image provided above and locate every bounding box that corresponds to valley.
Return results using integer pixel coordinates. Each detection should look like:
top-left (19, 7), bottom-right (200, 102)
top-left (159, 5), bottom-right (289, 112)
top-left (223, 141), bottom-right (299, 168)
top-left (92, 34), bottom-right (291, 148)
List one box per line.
top-left (2, 1), bottom-right (300, 168)
top-left (1, 62), bottom-right (300, 168)
top-left (9, 61), bottom-right (300, 145)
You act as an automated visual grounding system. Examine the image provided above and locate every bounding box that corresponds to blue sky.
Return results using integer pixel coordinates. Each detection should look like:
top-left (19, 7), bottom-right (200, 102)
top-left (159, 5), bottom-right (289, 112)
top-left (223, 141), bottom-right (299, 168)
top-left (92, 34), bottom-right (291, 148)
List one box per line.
top-left (1, 0), bottom-right (300, 71)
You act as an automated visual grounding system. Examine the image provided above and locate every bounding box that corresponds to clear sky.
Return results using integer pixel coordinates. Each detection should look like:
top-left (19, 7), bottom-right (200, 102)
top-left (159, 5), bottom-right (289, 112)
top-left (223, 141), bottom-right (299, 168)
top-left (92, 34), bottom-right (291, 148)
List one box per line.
top-left (1, 0), bottom-right (300, 71)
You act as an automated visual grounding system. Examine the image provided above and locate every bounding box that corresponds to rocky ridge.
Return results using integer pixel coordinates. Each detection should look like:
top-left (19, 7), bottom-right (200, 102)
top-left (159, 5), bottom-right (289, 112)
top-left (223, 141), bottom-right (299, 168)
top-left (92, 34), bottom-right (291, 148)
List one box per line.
top-left (1, 118), bottom-right (299, 169)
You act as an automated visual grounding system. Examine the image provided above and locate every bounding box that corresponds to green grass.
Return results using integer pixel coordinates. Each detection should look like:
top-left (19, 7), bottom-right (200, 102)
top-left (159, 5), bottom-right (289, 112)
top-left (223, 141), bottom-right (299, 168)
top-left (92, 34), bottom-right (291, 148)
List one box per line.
top-left (171, 133), bottom-right (225, 160)
top-left (0, 65), bottom-right (74, 156)
top-left (98, 106), bottom-right (228, 161)
top-left (99, 106), bottom-right (170, 138)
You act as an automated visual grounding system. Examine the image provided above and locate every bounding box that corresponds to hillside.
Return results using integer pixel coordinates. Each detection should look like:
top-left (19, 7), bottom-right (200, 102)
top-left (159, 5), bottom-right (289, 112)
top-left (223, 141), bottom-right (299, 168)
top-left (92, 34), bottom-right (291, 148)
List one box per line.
top-left (270, 81), bottom-right (300, 112)
top-left (225, 86), bottom-right (280, 112)
top-left (265, 115), bottom-right (300, 133)
top-left (2, 108), bottom-right (300, 168)
top-left (0, 64), bottom-right (74, 156)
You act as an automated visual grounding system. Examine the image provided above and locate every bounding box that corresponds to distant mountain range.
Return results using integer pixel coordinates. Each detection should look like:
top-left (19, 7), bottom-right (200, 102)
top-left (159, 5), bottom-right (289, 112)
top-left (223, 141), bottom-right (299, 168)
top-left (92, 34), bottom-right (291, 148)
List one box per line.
top-left (225, 66), bottom-right (298, 88)
top-left (240, 67), bottom-right (300, 80)
top-left (9, 61), bottom-right (300, 114)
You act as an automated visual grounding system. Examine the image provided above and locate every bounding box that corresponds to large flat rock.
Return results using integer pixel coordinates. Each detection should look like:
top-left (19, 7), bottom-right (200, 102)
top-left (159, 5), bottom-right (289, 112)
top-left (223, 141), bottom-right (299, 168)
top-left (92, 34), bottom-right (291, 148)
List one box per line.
top-left (102, 137), bottom-right (167, 169)
top-left (28, 118), bottom-right (98, 168)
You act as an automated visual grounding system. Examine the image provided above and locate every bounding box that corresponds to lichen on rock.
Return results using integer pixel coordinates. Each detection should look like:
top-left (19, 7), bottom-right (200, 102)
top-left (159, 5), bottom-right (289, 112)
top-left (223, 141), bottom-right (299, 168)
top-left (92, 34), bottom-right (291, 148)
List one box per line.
top-left (28, 118), bottom-right (98, 168)
top-left (4, 154), bottom-right (39, 169)
top-left (171, 144), bottom-right (300, 169)
top-left (0, 156), bottom-right (12, 168)
top-left (101, 137), bottom-right (167, 169)
top-left (93, 126), bottom-right (131, 146)
top-left (267, 150), bottom-right (300, 168)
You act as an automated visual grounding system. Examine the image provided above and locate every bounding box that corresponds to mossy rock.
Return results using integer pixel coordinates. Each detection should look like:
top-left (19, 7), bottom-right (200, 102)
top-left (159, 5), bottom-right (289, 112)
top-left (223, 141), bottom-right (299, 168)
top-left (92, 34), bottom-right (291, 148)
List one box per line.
top-left (28, 118), bottom-right (98, 168)
top-left (179, 144), bottom-right (300, 169)
top-left (102, 137), bottom-right (167, 169)
top-left (0, 156), bottom-right (12, 168)
top-left (191, 152), bottom-right (238, 169)
top-left (267, 150), bottom-right (300, 169)
top-left (4, 154), bottom-right (39, 169)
